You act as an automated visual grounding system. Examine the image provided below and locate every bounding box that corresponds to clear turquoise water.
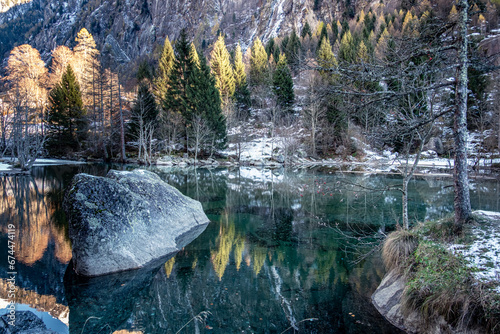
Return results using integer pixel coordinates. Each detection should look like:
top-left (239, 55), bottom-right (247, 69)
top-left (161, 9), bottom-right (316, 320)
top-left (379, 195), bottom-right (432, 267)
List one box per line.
top-left (0, 164), bottom-right (498, 333)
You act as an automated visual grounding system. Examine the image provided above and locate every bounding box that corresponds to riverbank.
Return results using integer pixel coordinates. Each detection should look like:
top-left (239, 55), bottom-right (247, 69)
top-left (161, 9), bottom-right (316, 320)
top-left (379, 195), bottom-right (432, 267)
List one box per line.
top-left (373, 211), bottom-right (500, 334)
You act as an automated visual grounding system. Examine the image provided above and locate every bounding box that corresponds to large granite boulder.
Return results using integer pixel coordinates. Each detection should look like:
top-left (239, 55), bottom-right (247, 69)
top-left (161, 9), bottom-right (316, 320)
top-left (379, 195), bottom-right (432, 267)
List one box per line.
top-left (63, 169), bottom-right (210, 276)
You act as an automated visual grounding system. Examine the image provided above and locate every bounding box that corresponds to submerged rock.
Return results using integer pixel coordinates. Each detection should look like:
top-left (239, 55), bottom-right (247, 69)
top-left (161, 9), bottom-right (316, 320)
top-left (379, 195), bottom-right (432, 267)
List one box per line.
top-left (63, 169), bottom-right (210, 276)
top-left (0, 311), bottom-right (57, 333)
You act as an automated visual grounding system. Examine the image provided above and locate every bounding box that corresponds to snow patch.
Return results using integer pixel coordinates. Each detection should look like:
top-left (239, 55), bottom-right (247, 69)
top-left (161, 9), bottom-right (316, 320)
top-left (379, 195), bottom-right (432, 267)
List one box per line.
top-left (449, 211), bottom-right (500, 293)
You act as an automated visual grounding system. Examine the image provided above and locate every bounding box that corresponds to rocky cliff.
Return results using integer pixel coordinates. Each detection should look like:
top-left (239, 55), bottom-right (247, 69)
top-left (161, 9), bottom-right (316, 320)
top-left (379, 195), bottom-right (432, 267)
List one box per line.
top-left (0, 0), bottom-right (360, 65)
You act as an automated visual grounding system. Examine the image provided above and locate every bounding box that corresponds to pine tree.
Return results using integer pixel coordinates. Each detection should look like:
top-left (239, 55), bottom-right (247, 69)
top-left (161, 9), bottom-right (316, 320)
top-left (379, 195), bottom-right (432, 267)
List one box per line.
top-left (265, 38), bottom-right (280, 60)
top-left (129, 82), bottom-right (158, 163)
top-left (187, 55), bottom-right (226, 158)
top-left (233, 43), bottom-right (251, 117)
top-left (357, 40), bottom-right (369, 63)
top-left (285, 29), bottom-right (301, 71)
top-left (154, 36), bottom-right (175, 101)
top-left (46, 65), bottom-right (87, 154)
top-left (317, 23), bottom-right (328, 50)
top-left (272, 53), bottom-right (294, 111)
top-left (338, 30), bottom-right (355, 63)
top-left (301, 21), bottom-right (312, 38)
top-left (210, 35), bottom-right (235, 102)
top-left (375, 28), bottom-right (389, 58)
top-left (190, 42), bottom-right (200, 68)
top-left (130, 83), bottom-right (158, 135)
top-left (164, 29), bottom-right (195, 124)
top-left (317, 36), bottom-right (337, 78)
top-left (249, 37), bottom-right (269, 87)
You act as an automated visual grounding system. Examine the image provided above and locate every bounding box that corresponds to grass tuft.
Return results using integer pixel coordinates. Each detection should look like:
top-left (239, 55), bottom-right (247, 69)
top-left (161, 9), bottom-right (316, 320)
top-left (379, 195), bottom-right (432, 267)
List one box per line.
top-left (402, 239), bottom-right (500, 333)
top-left (402, 241), bottom-right (477, 328)
top-left (382, 229), bottom-right (419, 272)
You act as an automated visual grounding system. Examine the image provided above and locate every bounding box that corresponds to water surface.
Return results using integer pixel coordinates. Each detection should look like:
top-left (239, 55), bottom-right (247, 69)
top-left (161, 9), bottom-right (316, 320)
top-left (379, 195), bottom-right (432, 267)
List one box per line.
top-left (0, 165), bottom-right (498, 333)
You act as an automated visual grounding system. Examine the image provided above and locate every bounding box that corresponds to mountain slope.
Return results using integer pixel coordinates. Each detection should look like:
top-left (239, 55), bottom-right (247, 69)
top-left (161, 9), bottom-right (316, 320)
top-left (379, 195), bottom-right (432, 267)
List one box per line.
top-left (0, 0), bottom-right (357, 65)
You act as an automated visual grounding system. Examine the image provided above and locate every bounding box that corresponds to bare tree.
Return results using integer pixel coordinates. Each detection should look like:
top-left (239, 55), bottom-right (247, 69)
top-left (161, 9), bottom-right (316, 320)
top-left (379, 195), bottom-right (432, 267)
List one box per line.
top-left (10, 89), bottom-right (46, 170)
top-left (0, 97), bottom-right (13, 157)
top-left (4, 44), bottom-right (47, 170)
top-left (302, 74), bottom-right (327, 157)
top-left (189, 114), bottom-right (212, 163)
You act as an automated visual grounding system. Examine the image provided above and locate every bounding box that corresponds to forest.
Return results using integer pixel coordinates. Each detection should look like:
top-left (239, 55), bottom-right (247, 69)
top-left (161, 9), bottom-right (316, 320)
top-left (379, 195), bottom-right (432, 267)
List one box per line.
top-left (0, 0), bottom-right (499, 171)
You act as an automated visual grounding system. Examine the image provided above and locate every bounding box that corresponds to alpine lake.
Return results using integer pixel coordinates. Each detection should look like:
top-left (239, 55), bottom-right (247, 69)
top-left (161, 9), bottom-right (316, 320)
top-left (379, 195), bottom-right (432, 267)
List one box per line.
top-left (0, 163), bottom-right (499, 333)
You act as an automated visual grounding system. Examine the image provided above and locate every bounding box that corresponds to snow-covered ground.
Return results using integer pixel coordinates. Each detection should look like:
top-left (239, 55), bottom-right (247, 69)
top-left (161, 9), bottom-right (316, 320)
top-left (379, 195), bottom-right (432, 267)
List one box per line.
top-left (0, 162), bottom-right (12, 172)
top-left (0, 158), bottom-right (86, 172)
top-left (449, 210), bottom-right (500, 293)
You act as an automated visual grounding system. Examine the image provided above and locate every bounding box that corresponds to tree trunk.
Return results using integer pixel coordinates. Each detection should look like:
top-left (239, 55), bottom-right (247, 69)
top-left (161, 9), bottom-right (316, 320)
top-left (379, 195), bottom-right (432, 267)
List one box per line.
top-left (117, 73), bottom-right (126, 162)
top-left (100, 73), bottom-right (108, 160)
top-left (109, 71), bottom-right (114, 158)
top-left (402, 179), bottom-right (409, 230)
top-left (453, 0), bottom-right (472, 232)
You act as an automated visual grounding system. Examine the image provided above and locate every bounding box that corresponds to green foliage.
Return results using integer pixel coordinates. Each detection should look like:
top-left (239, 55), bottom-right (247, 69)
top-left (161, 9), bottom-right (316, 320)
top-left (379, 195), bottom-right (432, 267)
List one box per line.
top-left (136, 60), bottom-right (154, 83)
top-left (249, 37), bottom-right (269, 87)
top-left (154, 37), bottom-right (175, 100)
top-left (189, 42), bottom-right (200, 68)
top-left (210, 35), bottom-right (235, 101)
top-left (403, 241), bottom-right (478, 327)
top-left (187, 55), bottom-right (226, 150)
top-left (301, 21), bottom-right (312, 38)
top-left (317, 23), bottom-right (328, 50)
top-left (46, 65), bottom-right (87, 155)
top-left (325, 94), bottom-right (348, 137)
top-left (233, 43), bottom-right (251, 118)
top-left (272, 54), bottom-right (294, 112)
top-left (265, 38), bottom-right (280, 61)
top-left (338, 30), bottom-right (356, 63)
top-left (467, 64), bottom-right (489, 130)
top-left (128, 82), bottom-right (158, 139)
top-left (0, 3), bottom-right (43, 59)
top-left (317, 36), bottom-right (337, 78)
top-left (163, 29), bottom-right (195, 122)
top-left (284, 29), bottom-right (301, 71)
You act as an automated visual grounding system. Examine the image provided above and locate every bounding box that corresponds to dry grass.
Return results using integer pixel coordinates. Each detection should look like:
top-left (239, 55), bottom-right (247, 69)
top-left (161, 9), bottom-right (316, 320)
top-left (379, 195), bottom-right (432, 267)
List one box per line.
top-left (382, 229), bottom-right (419, 272)
top-left (381, 216), bottom-right (500, 333)
top-left (402, 240), bottom-right (500, 333)
top-left (402, 241), bottom-right (478, 330)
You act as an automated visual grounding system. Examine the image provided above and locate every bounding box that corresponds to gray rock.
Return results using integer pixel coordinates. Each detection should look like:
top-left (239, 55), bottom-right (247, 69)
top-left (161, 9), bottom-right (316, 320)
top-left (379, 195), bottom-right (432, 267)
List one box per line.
top-left (372, 269), bottom-right (481, 334)
top-left (64, 169), bottom-right (210, 276)
top-left (424, 137), bottom-right (445, 155)
top-left (0, 311), bottom-right (57, 334)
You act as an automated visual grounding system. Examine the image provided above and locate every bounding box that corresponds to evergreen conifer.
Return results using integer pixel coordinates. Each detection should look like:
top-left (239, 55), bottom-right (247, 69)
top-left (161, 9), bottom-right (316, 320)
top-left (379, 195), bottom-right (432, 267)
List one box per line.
top-left (301, 21), bottom-right (312, 38)
top-left (339, 30), bottom-right (355, 63)
top-left (249, 37), bottom-right (269, 87)
top-left (46, 65), bottom-right (87, 154)
top-left (210, 35), bottom-right (235, 102)
top-left (317, 36), bottom-right (337, 77)
top-left (233, 43), bottom-right (251, 117)
top-left (272, 53), bottom-right (295, 111)
top-left (155, 36), bottom-right (175, 100)
top-left (187, 55), bottom-right (226, 153)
